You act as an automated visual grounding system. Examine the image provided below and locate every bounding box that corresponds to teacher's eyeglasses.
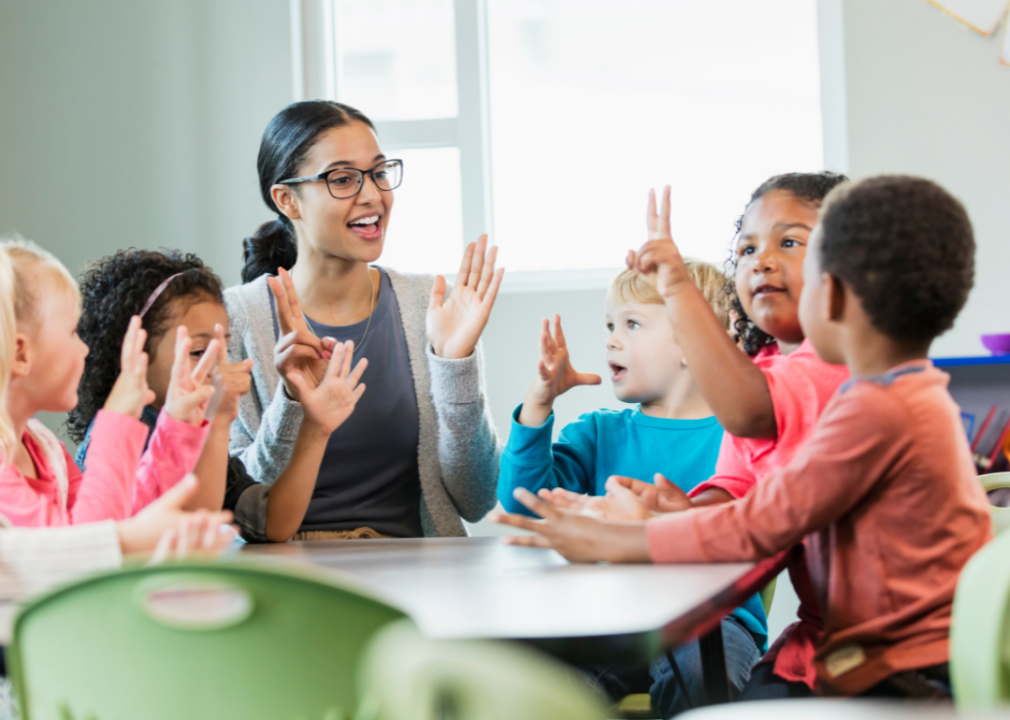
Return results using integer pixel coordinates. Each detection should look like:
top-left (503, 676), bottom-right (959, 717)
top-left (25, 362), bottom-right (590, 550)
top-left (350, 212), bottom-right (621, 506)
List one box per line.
top-left (278, 159), bottom-right (403, 200)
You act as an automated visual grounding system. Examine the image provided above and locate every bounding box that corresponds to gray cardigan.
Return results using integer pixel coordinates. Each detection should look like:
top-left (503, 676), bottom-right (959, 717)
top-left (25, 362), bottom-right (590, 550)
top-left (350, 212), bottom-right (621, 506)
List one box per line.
top-left (223, 271), bottom-right (501, 540)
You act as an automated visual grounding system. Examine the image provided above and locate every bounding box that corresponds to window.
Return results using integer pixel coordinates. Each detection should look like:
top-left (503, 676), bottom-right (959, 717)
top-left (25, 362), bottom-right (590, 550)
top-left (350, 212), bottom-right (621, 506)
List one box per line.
top-left (292, 0), bottom-right (823, 283)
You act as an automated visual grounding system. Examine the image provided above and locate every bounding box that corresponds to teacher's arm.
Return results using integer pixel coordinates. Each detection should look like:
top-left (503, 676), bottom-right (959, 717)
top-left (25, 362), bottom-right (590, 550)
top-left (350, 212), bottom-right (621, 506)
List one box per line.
top-left (426, 236), bottom-right (505, 521)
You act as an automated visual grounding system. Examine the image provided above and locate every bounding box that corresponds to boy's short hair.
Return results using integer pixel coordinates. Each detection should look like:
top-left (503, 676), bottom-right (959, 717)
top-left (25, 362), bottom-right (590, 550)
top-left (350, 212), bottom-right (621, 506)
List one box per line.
top-left (611, 260), bottom-right (732, 329)
top-left (819, 175), bottom-right (974, 344)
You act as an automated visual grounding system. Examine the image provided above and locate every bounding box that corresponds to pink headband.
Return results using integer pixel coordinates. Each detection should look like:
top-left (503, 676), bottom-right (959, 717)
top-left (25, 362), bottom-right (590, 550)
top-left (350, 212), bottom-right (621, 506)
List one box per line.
top-left (138, 272), bottom-right (183, 319)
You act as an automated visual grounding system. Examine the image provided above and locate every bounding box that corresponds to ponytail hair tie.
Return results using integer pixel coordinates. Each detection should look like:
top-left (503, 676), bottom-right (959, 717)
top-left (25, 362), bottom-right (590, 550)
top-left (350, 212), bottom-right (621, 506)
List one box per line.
top-left (138, 272), bottom-right (183, 319)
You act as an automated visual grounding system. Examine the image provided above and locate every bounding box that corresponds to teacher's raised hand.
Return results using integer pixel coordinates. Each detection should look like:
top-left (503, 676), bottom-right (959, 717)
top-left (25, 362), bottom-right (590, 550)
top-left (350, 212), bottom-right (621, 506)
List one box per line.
top-left (426, 235), bottom-right (504, 359)
top-left (268, 267), bottom-right (336, 401)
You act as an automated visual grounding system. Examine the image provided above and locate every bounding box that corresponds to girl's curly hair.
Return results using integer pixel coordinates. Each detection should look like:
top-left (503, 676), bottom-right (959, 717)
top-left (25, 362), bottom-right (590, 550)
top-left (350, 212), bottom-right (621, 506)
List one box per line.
top-left (66, 249), bottom-right (224, 444)
top-left (724, 171), bottom-right (849, 356)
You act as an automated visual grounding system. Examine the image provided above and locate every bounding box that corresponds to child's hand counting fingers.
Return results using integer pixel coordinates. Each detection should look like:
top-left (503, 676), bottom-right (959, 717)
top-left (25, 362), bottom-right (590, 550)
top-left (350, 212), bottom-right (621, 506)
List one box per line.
top-left (539, 488), bottom-right (594, 512)
top-left (287, 340), bottom-right (368, 435)
top-left (211, 324), bottom-right (253, 422)
top-left (631, 187), bottom-right (691, 299)
top-left (520, 315), bottom-right (601, 427)
top-left (120, 474), bottom-right (236, 557)
top-left (163, 327), bottom-right (218, 426)
top-left (104, 315), bottom-right (156, 418)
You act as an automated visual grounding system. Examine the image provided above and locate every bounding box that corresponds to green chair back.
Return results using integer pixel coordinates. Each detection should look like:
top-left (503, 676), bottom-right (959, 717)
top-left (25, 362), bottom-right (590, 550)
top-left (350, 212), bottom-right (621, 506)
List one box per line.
top-left (9, 560), bottom-right (409, 720)
top-left (356, 620), bottom-right (609, 720)
top-left (980, 472), bottom-right (1010, 536)
top-left (950, 528), bottom-right (1010, 708)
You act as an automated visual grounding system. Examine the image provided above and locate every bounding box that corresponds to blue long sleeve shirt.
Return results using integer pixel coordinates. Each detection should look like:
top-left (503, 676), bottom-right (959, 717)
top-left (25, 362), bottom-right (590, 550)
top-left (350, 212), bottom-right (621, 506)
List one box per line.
top-left (498, 404), bottom-right (768, 647)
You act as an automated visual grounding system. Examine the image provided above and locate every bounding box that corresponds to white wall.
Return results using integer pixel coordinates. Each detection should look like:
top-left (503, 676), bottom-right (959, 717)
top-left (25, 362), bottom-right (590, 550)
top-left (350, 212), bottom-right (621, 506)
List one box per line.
top-left (0, 0), bottom-right (292, 441)
top-left (838, 0), bottom-right (1010, 357)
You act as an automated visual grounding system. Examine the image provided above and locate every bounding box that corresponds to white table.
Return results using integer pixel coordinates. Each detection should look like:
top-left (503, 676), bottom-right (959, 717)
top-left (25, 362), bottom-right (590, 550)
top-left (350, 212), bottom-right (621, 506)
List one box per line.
top-left (240, 537), bottom-right (793, 703)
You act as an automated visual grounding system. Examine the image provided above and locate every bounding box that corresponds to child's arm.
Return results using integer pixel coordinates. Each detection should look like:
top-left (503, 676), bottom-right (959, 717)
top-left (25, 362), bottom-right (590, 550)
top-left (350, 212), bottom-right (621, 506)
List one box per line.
top-left (68, 317), bottom-right (154, 523)
top-left (518, 315), bottom-right (601, 428)
top-left (132, 327), bottom-right (219, 513)
top-left (186, 325), bottom-right (254, 512)
top-left (263, 341), bottom-right (368, 542)
top-left (630, 187), bottom-right (776, 440)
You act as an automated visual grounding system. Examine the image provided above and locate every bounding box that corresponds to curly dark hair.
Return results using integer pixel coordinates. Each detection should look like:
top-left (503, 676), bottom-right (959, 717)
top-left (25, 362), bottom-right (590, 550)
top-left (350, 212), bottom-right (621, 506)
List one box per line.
top-left (66, 249), bottom-right (224, 444)
top-left (724, 171), bottom-right (849, 355)
top-left (818, 175), bottom-right (974, 344)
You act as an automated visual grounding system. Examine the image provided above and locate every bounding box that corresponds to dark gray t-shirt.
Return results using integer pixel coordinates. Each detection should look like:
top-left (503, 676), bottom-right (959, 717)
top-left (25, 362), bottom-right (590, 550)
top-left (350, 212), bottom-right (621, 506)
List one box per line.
top-left (270, 268), bottom-right (423, 537)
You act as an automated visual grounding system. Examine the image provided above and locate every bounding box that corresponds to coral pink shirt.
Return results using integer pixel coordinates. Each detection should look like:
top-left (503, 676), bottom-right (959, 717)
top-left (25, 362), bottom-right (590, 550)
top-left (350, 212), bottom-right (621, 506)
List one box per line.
top-left (688, 339), bottom-right (849, 688)
top-left (650, 362), bottom-right (991, 695)
top-left (0, 409), bottom-right (207, 528)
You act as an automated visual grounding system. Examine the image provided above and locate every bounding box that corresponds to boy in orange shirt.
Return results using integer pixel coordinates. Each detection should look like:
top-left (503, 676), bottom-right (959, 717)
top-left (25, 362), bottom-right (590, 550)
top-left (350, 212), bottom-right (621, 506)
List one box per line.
top-left (492, 175), bottom-right (991, 699)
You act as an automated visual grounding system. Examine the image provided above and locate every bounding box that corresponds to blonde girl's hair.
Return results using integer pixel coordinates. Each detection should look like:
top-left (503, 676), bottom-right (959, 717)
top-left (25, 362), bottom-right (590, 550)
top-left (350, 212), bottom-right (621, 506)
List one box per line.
top-left (0, 237), bottom-right (80, 467)
top-left (610, 260), bottom-right (733, 329)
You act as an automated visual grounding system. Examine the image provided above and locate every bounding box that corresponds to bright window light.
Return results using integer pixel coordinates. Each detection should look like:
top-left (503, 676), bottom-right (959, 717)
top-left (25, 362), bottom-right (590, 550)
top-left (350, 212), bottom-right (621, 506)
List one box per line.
top-left (335, 0), bottom-right (459, 121)
top-left (487, 0), bottom-right (824, 272)
top-left (379, 146), bottom-right (465, 275)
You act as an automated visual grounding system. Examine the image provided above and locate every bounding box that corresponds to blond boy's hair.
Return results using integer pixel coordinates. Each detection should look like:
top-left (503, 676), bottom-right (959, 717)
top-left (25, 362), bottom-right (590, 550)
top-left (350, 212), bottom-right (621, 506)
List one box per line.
top-left (0, 237), bottom-right (80, 466)
top-left (610, 260), bottom-right (732, 329)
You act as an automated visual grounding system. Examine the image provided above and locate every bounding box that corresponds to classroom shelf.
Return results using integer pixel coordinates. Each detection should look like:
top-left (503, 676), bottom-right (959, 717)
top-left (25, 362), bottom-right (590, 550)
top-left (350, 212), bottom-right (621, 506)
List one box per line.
top-left (932, 355), bottom-right (1010, 367)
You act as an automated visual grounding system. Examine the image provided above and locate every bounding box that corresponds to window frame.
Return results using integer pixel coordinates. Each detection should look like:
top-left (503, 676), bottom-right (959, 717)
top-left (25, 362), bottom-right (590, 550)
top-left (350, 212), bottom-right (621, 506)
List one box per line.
top-left (291, 0), bottom-right (495, 279)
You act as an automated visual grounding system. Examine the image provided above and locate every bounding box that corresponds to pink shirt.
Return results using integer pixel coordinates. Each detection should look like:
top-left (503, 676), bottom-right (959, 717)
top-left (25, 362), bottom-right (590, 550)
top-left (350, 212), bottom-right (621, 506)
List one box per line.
top-left (0, 409), bottom-right (207, 528)
top-left (689, 339), bottom-right (849, 688)
top-left (649, 362), bottom-right (991, 695)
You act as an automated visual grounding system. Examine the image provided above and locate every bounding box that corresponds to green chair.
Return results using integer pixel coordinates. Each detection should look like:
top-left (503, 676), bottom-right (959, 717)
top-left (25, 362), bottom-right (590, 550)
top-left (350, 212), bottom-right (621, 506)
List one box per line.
top-left (950, 526), bottom-right (1010, 708)
top-left (9, 560), bottom-right (409, 720)
top-left (356, 619), bottom-right (609, 720)
top-left (979, 471), bottom-right (1010, 536)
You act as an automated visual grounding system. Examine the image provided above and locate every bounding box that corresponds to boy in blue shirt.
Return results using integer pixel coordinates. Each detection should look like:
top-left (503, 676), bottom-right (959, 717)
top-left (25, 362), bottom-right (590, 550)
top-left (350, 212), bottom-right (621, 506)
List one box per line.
top-left (498, 262), bottom-right (766, 716)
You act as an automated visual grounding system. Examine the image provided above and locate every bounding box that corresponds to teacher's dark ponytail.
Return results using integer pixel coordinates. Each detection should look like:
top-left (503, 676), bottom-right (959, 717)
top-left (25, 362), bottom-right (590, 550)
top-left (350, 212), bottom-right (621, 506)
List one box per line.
top-left (241, 100), bottom-right (376, 283)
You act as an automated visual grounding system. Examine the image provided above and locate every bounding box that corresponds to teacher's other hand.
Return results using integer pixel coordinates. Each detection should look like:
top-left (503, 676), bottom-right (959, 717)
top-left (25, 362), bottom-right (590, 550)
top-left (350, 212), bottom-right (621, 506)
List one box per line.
top-left (427, 235), bottom-right (504, 359)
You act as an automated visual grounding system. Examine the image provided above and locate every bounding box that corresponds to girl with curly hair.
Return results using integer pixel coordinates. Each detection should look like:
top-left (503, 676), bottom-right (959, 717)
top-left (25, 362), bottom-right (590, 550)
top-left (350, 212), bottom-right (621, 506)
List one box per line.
top-left (0, 238), bottom-right (213, 527)
top-left (69, 249), bottom-right (367, 541)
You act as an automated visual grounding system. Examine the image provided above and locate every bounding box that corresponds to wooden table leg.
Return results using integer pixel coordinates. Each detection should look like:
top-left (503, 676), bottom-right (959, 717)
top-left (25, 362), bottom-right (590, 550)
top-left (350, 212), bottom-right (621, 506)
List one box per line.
top-left (699, 622), bottom-right (730, 705)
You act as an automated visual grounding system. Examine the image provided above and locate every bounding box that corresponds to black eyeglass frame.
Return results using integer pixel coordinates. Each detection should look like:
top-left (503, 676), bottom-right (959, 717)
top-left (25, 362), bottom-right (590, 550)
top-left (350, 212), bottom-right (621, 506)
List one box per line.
top-left (278, 159), bottom-right (404, 199)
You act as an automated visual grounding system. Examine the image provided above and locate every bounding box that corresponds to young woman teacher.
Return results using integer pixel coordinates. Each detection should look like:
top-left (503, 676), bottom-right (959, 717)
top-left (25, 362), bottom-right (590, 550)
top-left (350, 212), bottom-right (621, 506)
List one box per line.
top-left (226, 101), bottom-right (503, 541)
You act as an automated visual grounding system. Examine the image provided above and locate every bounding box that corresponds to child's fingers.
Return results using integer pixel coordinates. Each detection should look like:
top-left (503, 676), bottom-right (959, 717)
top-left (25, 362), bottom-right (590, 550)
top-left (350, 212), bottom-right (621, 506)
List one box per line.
top-left (607, 475), bottom-right (652, 496)
top-left (286, 371), bottom-right (309, 397)
top-left (538, 319), bottom-right (551, 362)
top-left (172, 329), bottom-right (192, 384)
top-left (487, 510), bottom-right (543, 533)
top-left (626, 249), bottom-right (637, 270)
top-left (215, 324), bottom-right (229, 366)
top-left (646, 188), bottom-right (657, 234)
top-left (150, 527), bottom-right (176, 565)
top-left (191, 339), bottom-right (219, 385)
top-left (536, 360), bottom-right (552, 382)
top-left (575, 372), bottom-right (603, 386)
top-left (661, 185), bottom-right (672, 232)
top-left (502, 534), bottom-right (553, 549)
top-left (554, 314), bottom-right (568, 350)
top-left (120, 316), bottom-right (140, 374)
top-left (513, 488), bottom-right (560, 521)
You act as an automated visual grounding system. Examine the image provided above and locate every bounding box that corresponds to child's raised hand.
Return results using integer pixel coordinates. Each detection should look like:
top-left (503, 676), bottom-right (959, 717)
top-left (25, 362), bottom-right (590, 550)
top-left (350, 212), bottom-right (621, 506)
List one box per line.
top-left (164, 326), bottom-right (218, 427)
top-left (269, 267), bottom-right (336, 402)
top-left (209, 324), bottom-right (253, 423)
top-left (104, 316), bottom-right (156, 419)
top-left (627, 186), bottom-right (692, 300)
top-left (285, 340), bottom-right (367, 435)
top-left (488, 489), bottom-right (651, 564)
top-left (519, 314), bottom-right (601, 427)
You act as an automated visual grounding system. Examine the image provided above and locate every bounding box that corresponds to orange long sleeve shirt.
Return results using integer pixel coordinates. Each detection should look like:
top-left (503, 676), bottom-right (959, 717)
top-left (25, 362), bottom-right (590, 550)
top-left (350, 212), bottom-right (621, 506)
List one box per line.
top-left (646, 361), bottom-right (992, 695)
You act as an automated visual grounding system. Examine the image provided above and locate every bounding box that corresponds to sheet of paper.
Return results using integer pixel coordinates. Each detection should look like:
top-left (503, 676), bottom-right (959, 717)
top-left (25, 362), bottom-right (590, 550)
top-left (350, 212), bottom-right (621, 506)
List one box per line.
top-left (927, 0), bottom-right (1010, 35)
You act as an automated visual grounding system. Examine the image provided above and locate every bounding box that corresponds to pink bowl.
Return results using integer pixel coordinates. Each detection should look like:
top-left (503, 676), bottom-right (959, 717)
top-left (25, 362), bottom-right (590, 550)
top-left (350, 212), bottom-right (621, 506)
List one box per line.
top-left (982, 334), bottom-right (1010, 355)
